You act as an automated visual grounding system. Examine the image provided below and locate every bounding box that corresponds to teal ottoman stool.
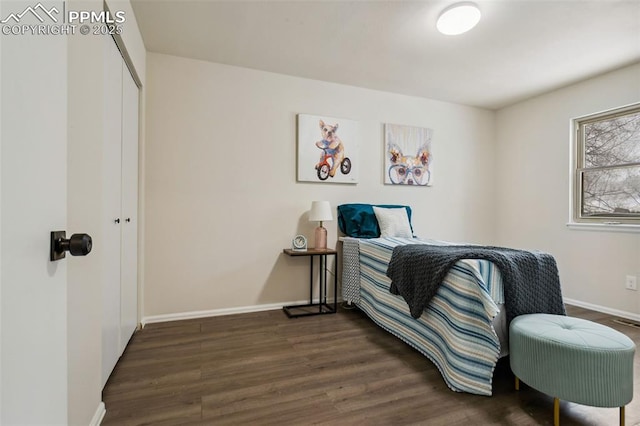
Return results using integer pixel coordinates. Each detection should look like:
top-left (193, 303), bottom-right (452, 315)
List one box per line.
top-left (510, 314), bottom-right (635, 426)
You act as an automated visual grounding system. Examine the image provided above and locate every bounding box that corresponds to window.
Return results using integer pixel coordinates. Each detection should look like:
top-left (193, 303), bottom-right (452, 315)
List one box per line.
top-left (573, 103), bottom-right (640, 225)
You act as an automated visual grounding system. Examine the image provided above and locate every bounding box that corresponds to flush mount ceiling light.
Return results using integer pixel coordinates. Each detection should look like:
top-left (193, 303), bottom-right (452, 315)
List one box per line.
top-left (436, 2), bottom-right (481, 35)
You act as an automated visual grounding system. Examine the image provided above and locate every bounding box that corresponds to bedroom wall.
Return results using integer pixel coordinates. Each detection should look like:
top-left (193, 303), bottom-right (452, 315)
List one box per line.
top-left (494, 62), bottom-right (640, 318)
top-left (144, 52), bottom-right (496, 318)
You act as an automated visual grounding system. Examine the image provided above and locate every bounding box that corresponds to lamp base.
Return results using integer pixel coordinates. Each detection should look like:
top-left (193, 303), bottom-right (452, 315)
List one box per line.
top-left (314, 225), bottom-right (327, 249)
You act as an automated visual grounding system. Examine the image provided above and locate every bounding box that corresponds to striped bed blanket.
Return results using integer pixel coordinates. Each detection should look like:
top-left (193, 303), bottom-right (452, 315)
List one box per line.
top-left (387, 244), bottom-right (565, 324)
top-left (342, 236), bottom-right (506, 396)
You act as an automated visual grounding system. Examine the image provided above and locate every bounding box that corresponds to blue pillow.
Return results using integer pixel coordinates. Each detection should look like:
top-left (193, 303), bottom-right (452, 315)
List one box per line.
top-left (337, 203), bottom-right (413, 238)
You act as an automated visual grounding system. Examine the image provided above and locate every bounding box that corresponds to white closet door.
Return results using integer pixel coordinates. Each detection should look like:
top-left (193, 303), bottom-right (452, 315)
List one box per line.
top-left (120, 65), bottom-right (139, 351)
top-left (102, 36), bottom-right (124, 387)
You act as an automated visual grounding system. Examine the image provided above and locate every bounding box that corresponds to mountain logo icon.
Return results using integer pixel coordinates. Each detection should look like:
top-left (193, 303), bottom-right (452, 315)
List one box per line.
top-left (1, 3), bottom-right (60, 24)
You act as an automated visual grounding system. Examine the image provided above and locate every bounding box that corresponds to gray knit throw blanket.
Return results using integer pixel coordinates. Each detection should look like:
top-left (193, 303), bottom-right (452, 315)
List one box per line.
top-left (387, 244), bottom-right (566, 324)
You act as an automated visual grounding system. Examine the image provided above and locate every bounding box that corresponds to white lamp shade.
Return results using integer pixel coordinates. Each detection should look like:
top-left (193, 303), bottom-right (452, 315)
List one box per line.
top-left (437, 2), bottom-right (481, 35)
top-left (309, 201), bottom-right (333, 222)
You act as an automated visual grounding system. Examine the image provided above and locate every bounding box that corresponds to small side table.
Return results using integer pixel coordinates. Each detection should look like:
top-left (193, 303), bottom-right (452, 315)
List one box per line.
top-left (282, 248), bottom-right (338, 318)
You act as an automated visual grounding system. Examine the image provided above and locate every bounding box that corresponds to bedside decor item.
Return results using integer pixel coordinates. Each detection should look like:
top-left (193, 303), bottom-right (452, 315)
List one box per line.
top-left (309, 201), bottom-right (333, 249)
top-left (297, 114), bottom-right (359, 184)
top-left (384, 123), bottom-right (433, 186)
top-left (291, 234), bottom-right (308, 251)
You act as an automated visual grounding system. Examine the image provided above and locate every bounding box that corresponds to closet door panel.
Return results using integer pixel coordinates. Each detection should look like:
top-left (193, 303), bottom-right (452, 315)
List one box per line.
top-left (120, 66), bottom-right (139, 352)
top-left (102, 36), bottom-right (124, 387)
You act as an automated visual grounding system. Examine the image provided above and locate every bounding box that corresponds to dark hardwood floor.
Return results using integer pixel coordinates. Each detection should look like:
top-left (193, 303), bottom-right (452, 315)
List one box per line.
top-left (102, 305), bottom-right (640, 425)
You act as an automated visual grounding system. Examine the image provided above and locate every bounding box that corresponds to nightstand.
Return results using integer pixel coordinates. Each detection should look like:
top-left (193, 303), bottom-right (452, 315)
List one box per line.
top-left (282, 248), bottom-right (338, 318)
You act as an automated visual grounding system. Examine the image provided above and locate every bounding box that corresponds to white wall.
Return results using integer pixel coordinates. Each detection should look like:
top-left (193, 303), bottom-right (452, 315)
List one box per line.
top-left (0, 13), bottom-right (3, 422)
top-left (495, 63), bottom-right (640, 317)
top-left (144, 53), bottom-right (496, 317)
top-left (0, 6), bottom-right (3, 420)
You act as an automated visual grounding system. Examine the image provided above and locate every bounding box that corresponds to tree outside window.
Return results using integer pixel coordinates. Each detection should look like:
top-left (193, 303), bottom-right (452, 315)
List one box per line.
top-left (575, 104), bottom-right (640, 224)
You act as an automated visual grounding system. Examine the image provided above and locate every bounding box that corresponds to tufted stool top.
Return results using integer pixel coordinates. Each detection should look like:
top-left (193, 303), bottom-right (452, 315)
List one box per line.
top-left (511, 314), bottom-right (635, 351)
top-left (510, 313), bottom-right (635, 408)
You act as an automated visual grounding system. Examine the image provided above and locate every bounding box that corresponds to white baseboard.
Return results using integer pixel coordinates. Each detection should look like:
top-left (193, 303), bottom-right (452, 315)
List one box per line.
top-left (564, 298), bottom-right (640, 323)
top-left (142, 299), bottom-right (338, 326)
top-left (142, 298), bottom-right (637, 329)
top-left (90, 402), bottom-right (106, 426)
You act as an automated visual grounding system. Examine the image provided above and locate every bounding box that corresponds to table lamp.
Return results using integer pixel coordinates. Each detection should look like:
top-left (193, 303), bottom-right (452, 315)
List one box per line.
top-left (309, 201), bottom-right (333, 249)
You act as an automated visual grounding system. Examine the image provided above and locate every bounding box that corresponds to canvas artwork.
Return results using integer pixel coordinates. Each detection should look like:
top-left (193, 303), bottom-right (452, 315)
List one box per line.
top-left (384, 123), bottom-right (433, 186)
top-left (297, 114), bottom-right (359, 184)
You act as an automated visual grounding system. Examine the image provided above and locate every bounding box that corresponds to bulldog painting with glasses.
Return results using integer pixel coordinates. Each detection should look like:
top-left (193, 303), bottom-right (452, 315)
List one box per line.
top-left (384, 124), bottom-right (433, 186)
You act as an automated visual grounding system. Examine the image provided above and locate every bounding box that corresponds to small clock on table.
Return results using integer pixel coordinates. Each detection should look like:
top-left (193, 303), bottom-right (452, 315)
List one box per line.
top-left (291, 234), bottom-right (307, 251)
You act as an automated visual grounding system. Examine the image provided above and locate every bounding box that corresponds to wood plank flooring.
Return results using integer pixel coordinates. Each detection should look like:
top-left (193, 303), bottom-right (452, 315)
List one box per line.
top-left (102, 305), bottom-right (640, 425)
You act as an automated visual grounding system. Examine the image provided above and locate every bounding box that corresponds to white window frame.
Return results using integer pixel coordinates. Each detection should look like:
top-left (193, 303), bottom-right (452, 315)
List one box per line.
top-left (570, 102), bottom-right (640, 229)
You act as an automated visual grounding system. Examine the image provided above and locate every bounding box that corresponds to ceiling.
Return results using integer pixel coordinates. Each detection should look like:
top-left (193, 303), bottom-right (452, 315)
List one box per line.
top-left (130, 0), bottom-right (640, 110)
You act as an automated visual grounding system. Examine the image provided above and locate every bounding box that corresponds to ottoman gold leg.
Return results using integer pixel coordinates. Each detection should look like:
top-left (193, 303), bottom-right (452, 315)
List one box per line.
top-left (554, 397), bottom-right (560, 426)
top-left (620, 406), bottom-right (625, 426)
top-left (515, 376), bottom-right (519, 391)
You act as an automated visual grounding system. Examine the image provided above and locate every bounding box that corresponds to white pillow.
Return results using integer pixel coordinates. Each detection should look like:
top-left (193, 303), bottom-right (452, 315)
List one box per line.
top-left (372, 206), bottom-right (413, 238)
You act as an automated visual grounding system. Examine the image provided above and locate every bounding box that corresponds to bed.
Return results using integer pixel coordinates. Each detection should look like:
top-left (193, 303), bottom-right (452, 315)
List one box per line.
top-left (338, 203), bottom-right (564, 396)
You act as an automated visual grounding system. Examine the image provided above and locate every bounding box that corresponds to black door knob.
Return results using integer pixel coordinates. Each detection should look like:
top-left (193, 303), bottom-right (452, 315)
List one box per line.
top-left (50, 231), bottom-right (93, 261)
top-left (63, 233), bottom-right (92, 256)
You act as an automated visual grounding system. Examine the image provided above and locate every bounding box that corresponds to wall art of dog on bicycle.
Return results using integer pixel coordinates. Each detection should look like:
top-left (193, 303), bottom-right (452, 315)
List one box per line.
top-left (384, 123), bottom-right (433, 186)
top-left (297, 114), bottom-right (359, 184)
